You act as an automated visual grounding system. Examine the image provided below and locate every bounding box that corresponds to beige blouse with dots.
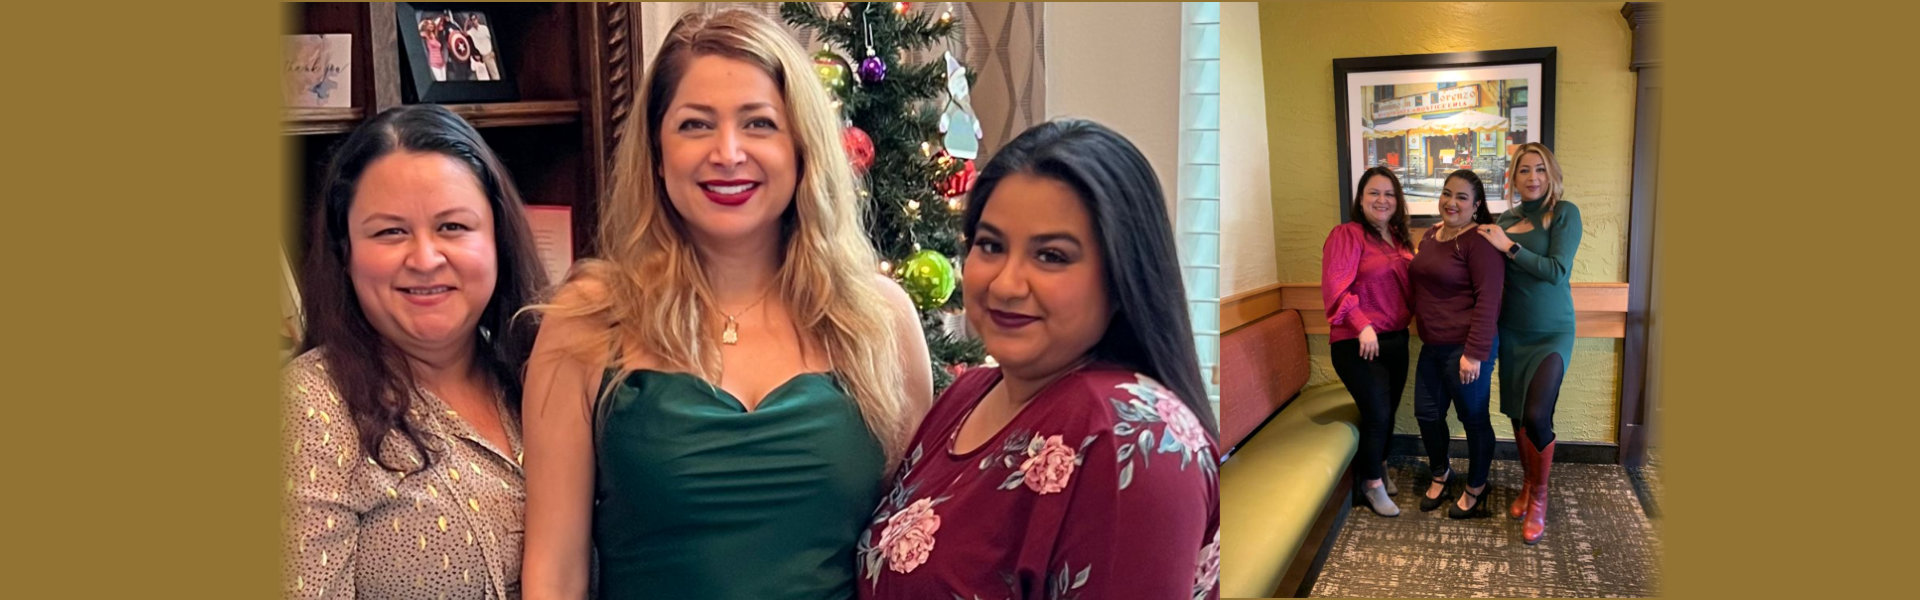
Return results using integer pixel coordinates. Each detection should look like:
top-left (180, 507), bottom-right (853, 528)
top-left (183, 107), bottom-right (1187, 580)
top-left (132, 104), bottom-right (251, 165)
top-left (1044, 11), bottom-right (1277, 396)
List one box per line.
top-left (281, 349), bottom-right (525, 599)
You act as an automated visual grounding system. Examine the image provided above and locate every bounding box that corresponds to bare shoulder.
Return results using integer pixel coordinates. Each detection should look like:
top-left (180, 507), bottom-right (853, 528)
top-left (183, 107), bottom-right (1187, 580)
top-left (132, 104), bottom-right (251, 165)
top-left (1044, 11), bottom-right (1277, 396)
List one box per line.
top-left (553, 272), bottom-right (611, 308)
top-left (532, 275), bottom-right (616, 364)
top-left (871, 272), bottom-right (918, 322)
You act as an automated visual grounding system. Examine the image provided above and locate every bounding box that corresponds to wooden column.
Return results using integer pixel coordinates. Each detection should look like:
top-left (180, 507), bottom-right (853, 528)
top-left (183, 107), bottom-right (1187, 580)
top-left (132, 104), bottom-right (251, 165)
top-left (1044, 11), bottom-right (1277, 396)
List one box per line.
top-left (1618, 2), bottom-right (1661, 468)
top-left (368, 3), bottom-right (402, 112)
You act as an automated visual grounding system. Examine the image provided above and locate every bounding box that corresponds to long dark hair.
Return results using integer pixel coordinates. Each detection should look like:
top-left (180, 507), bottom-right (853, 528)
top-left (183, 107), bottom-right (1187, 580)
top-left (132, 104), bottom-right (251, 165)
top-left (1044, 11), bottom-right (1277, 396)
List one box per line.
top-left (962, 119), bottom-right (1218, 436)
top-left (1348, 166), bottom-right (1412, 249)
top-left (1443, 169), bottom-right (1494, 225)
top-left (298, 104), bottom-right (549, 472)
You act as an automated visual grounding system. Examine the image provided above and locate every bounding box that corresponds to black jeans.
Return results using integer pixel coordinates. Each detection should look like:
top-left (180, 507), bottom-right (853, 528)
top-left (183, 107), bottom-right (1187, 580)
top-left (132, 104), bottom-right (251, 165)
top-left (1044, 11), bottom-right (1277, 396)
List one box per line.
top-left (1414, 341), bottom-right (1497, 488)
top-left (1330, 329), bottom-right (1409, 482)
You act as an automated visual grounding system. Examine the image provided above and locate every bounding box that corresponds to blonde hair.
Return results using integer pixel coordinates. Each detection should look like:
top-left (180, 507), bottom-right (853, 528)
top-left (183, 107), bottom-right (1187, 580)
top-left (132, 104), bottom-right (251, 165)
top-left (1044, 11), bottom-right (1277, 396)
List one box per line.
top-left (1507, 142), bottom-right (1566, 219)
top-left (539, 9), bottom-right (911, 467)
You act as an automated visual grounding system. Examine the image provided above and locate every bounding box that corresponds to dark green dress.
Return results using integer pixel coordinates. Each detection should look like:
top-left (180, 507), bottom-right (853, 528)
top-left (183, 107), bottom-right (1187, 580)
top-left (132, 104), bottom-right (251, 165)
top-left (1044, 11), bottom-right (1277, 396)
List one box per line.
top-left (1494, 198), bottom-right (1582, 420)
top-left (592, 369), bottom-right (887, 599)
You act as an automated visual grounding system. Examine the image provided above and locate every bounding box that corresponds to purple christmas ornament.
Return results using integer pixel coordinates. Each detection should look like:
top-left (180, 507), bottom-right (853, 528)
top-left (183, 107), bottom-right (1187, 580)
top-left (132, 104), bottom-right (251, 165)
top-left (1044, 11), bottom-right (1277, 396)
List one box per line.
top-left (858, 55), bottom-right (887, 83)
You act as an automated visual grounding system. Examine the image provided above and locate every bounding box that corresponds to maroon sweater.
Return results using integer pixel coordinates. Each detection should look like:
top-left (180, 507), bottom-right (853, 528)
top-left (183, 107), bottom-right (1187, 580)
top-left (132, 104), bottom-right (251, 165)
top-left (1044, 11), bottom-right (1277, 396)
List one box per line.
top-left (1409, 226), bottom-right (1505, 361)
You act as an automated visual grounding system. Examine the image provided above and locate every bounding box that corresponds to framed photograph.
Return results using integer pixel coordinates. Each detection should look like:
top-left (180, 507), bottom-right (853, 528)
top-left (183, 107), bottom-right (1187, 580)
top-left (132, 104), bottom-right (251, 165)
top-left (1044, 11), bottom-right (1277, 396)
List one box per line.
top-left (397, 3), bottom-right (517, 103)
top-left (1334, 47), bottom-right (1555, 221)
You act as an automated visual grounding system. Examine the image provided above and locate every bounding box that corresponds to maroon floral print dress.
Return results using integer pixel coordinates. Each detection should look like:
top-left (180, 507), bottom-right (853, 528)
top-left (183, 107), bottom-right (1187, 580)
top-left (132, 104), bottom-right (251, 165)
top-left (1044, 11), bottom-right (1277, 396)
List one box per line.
top-left (856, 364), bottom-right (1221, 600)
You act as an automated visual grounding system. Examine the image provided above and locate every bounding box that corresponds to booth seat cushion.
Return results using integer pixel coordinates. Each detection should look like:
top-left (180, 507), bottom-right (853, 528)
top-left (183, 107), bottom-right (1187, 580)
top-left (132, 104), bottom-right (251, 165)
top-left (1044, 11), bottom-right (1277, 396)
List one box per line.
top-left (1218, 383), bottom-right (1358, 599)
top-left (1221, 309), bottom-right (1311, 450)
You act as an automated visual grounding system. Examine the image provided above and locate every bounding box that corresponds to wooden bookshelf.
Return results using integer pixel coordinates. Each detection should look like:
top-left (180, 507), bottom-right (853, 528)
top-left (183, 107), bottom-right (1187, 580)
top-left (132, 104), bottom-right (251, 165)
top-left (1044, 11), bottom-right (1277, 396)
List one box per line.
top-left (284, 2), bottom-right (645, 262)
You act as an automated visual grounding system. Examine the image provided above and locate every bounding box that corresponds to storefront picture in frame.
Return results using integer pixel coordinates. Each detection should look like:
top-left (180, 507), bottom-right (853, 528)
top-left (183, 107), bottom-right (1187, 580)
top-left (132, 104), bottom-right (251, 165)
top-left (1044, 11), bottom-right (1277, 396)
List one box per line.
top-left (1334, 47), bottom-right (1555, 222)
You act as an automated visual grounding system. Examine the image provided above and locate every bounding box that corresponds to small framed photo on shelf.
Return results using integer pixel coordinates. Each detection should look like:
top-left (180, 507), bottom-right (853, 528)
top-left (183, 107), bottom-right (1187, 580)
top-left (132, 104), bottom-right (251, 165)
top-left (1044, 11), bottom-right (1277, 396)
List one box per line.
top-left (397, 3), bottom-right (517, 103)
top-left (1333, 47), bottom-right (1555, 222)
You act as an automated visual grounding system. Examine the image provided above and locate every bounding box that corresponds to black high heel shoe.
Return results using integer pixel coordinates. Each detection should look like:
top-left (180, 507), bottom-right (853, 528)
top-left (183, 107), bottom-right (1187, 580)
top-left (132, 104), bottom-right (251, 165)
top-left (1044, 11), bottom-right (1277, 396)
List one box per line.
top-left (1448, 484), bottom-right (1491, 519)
top-left (1419, 467), bottom-right (1455, 512)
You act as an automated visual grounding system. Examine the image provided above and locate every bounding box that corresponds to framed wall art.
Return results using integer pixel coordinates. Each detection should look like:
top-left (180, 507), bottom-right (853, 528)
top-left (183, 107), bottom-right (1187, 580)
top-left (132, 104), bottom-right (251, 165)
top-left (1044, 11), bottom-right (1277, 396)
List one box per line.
top-left (1334, 47), bottom-right (1555, 221)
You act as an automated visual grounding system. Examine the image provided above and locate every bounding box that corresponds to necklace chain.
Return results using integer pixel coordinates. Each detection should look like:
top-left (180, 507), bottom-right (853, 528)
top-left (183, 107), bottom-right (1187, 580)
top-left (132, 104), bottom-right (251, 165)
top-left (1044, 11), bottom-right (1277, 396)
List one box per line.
top-left (718, 285), bottom-right (774, 346)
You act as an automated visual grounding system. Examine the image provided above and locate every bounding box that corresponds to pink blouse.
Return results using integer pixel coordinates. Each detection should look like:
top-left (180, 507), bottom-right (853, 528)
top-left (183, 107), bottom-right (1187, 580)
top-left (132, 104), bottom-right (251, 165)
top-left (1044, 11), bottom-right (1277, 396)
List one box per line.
top-left (1321, 221), bottom-right (1413, 342)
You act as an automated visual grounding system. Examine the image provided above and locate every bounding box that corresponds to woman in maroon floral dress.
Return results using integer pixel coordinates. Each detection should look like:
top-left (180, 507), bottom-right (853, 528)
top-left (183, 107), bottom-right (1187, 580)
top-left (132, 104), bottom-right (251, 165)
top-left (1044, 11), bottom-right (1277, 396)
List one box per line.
top-left (856, 119), bottom-right (1221, 600)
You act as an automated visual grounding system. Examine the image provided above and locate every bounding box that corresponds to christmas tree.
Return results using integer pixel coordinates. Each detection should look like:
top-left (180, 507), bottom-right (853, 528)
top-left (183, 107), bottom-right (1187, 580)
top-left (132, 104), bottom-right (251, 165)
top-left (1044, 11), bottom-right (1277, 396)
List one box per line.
top-left (782, 2), bottom-right (986, 391)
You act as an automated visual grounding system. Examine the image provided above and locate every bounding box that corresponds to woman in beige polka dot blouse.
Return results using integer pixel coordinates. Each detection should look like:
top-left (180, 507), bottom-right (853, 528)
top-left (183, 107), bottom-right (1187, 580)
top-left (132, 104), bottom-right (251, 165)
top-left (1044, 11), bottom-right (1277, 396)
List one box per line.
top-left (282, 104), bottom-right (550, 599)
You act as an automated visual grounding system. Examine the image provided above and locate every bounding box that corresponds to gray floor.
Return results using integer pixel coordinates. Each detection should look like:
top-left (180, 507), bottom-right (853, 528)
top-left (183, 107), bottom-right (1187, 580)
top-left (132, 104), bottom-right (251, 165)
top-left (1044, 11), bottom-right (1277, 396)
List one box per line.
top-left (1307, 455), bottom-right (1662, 598)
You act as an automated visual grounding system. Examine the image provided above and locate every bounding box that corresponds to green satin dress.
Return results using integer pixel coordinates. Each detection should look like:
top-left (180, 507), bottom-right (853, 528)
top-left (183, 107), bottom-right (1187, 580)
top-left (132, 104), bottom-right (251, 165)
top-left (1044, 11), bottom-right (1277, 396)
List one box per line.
top-left (1494, 198), bottom-right (1583, 421)
top-left (591, 369), bottom-right (886, 600)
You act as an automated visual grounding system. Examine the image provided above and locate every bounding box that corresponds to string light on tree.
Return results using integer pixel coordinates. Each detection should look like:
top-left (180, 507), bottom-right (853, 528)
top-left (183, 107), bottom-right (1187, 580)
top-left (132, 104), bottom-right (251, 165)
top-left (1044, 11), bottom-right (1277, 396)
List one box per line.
top-left (782, 1), bottom-right (984, 390)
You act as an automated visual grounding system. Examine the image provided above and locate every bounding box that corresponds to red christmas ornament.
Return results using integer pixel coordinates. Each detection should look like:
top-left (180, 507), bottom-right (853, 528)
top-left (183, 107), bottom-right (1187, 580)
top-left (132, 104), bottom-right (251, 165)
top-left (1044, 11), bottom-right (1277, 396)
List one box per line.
top-left (843, 126), bottom-right (875, 172)
top-left (937, 158), bottom-right (978, 197)
top-left (946, 362), bottom-right (968, 379)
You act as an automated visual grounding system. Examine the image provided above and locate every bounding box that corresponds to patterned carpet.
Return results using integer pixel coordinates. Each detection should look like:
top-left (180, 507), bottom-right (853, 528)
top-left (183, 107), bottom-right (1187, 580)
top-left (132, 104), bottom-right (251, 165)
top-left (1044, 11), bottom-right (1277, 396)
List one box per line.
top-left (1307, 455), bottom-right (1661, 598)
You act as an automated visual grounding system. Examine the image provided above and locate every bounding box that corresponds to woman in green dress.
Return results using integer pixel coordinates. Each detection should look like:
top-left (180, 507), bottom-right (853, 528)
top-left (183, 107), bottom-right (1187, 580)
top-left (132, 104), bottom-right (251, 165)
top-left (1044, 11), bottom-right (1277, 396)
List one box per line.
top-left (1476, 142), bottom-right (1581, 545)
top-left (518, 10), bottom-right (933, 599)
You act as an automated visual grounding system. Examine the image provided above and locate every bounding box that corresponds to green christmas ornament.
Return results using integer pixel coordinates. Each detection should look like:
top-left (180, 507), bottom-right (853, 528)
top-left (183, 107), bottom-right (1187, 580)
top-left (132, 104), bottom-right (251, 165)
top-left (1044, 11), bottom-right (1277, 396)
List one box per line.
top-left (812, 50), bottom-right (854, 97)
top-left (899, 249), bottom-right (956, 310)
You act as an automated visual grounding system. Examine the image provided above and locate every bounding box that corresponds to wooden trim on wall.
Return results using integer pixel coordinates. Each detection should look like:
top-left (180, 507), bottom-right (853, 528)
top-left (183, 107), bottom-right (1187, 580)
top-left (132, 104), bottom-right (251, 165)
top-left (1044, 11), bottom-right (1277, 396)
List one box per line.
top-left (1223, 282), bottom-right (1630, 338)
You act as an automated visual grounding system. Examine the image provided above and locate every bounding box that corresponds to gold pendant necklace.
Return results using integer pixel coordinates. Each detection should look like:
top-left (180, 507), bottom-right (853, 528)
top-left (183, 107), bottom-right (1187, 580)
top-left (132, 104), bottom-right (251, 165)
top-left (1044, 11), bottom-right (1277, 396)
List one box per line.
top-left (718, 286), bottom-right (773, 346)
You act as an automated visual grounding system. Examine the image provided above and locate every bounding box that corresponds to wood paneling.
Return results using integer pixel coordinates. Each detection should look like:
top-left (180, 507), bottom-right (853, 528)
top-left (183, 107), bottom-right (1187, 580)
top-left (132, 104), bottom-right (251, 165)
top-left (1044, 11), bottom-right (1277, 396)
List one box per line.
top-left (1223, 283), bottom-right (1629, 338)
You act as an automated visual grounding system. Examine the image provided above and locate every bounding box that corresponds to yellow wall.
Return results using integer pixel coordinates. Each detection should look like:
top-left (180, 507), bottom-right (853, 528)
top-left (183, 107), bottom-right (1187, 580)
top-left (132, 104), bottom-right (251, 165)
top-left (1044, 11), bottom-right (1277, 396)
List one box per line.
top-left (1259, 2), bottom-right (1636, 443)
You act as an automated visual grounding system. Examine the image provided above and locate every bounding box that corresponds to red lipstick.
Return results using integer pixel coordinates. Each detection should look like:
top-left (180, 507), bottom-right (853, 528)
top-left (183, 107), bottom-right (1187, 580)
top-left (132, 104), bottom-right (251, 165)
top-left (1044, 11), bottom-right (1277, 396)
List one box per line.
top-left (700, 179), bottom-right (759, 206)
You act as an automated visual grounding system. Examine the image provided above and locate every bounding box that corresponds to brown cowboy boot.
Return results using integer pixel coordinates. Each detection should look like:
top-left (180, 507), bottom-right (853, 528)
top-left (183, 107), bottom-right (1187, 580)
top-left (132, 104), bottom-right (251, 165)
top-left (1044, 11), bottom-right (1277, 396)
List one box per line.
top-left (1509, 428), bottom-right (1534, 520)
top-left (1522, 440), bottom-right (1555, 544)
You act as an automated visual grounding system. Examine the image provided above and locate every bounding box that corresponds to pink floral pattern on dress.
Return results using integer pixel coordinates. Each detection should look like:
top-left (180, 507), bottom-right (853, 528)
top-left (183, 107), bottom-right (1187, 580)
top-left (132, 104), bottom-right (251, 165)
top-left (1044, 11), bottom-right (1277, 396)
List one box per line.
top-left (878, 497), bottom-right (942, 573)
top-left (1111, 375), bottom-right (1218, 490)
top-left (1193, 530), bottom-right (1220, 600)
top-left (1154, 388), bottom-right (1210, 455)
top-left (1020, 435), bottom-right (1078, 494)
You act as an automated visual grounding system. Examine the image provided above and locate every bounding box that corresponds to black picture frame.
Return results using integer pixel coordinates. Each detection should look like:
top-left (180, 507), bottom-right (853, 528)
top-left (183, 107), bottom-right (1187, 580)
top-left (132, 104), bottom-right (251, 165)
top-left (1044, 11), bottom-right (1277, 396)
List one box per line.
top-left (396, 3), bottom-right (518, 104)
top-left (1333, 47), bottom-right (1555, 223)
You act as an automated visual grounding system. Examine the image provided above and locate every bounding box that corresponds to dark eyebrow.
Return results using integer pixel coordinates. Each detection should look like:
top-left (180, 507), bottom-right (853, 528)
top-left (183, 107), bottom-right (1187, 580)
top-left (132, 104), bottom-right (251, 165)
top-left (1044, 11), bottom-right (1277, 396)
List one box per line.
top-left (359, 208), bottom-right (479, 226)
top-left (975, 221), bottom-right (1084, 249)
top-left (1029, 232), bottom-right (1084, 249)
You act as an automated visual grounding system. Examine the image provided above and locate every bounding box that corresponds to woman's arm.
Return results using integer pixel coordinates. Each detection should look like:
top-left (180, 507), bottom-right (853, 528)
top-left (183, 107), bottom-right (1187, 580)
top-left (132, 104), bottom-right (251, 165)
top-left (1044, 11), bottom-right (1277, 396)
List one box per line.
top-left (520, 282), bottom-right (608, 600)
top-left (282, 360), bottom-right (363, 600)
top-left (1508, 202), bottom-right (1583, 285)
top-left (874, 273), bottom-right (934, 423)
top-left (1463, 233), bottom-right (1506, 363)
top-left (1319, 224), bottom-right (1373, 331)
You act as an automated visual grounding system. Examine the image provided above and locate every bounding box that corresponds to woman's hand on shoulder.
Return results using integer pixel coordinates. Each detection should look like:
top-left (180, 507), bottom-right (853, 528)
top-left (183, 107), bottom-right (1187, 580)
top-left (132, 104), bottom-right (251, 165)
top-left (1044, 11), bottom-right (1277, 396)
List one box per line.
top-left (1475, 224), bottom-right (1514, 253)
top-left (874, 273), bottom-right (934, 415)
